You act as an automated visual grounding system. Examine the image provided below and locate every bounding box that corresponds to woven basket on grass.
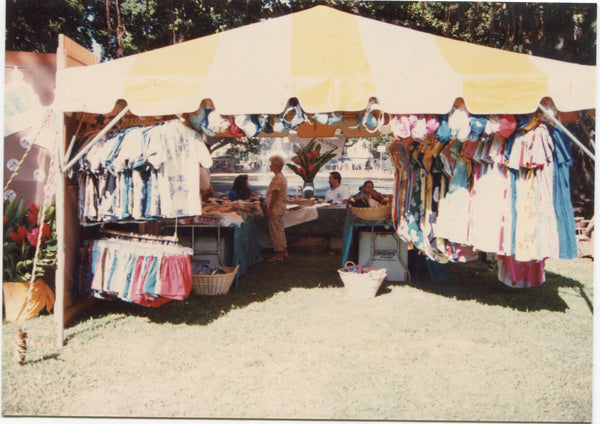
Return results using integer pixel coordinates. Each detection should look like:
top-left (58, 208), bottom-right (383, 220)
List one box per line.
top-left (350, 204), bottom-right (392, 221)
top-left (337, 262), bottom-right (387, 299)
top-left (192, 265), bottom-right (239, 295)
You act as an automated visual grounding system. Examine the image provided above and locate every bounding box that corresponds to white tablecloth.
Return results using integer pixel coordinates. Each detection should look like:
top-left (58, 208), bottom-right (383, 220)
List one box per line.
top-left (283, 205), bottom-right (319, 228)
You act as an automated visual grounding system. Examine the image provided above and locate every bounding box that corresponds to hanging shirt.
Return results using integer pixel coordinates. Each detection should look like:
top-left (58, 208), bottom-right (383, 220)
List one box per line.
top-left (158, 120), bottom-right (205, 217)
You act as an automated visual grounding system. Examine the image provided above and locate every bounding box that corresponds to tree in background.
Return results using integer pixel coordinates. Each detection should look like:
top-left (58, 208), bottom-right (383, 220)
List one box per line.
top-left (5, 0), bottom-right (93, 54)
top-left (355, 2), bottom-right (596, 65)
top-left (5, 1), bottom-right (596, 65)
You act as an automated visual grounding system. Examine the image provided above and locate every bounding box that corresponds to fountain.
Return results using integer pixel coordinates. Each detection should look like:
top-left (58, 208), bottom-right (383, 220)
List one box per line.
top-left (211, 136), bottom-right (395, 198)
top-left (259, 137), bottom-right (289, 172)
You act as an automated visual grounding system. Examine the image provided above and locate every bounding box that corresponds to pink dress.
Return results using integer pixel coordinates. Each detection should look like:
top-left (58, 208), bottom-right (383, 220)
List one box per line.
top-left (497, 255), bottom-right (546, 288)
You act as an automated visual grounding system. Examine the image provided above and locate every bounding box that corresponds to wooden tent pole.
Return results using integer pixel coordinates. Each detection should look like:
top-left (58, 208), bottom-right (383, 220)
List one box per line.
top-left (55, 34), bottom-right (100, 348)
top-left (538, 104), bottom-right (595, 161)
top-left (55, 62), bottom-right (66, 350)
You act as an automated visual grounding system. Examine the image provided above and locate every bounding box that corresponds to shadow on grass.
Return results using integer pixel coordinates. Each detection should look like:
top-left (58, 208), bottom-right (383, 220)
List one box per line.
top-left (386, 258), bottom-right (593, 314)
top-left (26, 353), bottom-right (63, 364)
top-left (64, 314), bottom-right (129, 344)
top-left (69, 250), bottom-right (592, 332)
top-left (69, 249), bottom-right (344, 328)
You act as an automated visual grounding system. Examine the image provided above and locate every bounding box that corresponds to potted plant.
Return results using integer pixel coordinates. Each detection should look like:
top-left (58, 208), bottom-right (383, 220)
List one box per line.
top-left (286, 138), bottom-right (337, 198)
top-left (3, 197), bottom-right (57, 321)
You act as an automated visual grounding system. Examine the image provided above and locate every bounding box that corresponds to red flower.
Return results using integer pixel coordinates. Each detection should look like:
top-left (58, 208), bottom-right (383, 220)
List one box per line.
top-left (26, 210), bottom-right (38, 226)
top-left (3, 216), bottom-right (7, 224)
top-left (293, 157), bottom-right (302, 165)
top-left (308, 164), bottom-right (314, 173)
top-left (26, 203), bottom-right (40, 225)
top-left (26, 223), bottom-right (51, 247)
top-left (9, 225), bottom-right (28, 244)
top-left (27, 227), bottom-right (40, 246)
top-left (41, 222), bottom-right (51, 241)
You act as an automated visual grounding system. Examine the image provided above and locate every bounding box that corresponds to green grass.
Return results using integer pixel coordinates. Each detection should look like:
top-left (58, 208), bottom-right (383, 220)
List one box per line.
top-left (2, 251), bottom-right (594, 421)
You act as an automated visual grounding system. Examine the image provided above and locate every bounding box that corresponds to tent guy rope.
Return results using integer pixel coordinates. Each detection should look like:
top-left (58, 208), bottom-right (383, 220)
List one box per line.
top-left (3, 107), bottom-right (59, 364)
top-left (3, 108), bottom-right (54, 193)
top-left (14, 152), bottom-right (57, 366)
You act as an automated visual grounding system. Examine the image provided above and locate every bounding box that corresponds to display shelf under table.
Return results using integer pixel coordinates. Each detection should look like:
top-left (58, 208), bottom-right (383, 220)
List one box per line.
top-left (341, 215), bottom-right (411, 283)
top-left (163, 214), bottom-right (263, 288)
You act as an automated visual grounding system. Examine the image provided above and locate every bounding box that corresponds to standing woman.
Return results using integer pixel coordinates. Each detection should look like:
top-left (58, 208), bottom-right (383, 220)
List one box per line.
top-left (265, 155), bottom-right (289, 262)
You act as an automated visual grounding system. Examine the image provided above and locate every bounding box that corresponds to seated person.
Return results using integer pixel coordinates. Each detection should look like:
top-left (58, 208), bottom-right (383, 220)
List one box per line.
top-left (324, 171), bottom-right (350, 205)
top-left (349, 180), bottom-right (388, 207)
top-left (228, 174), bottom-right (255, 201)
top-left (200, 165), bottom-right (214, 200)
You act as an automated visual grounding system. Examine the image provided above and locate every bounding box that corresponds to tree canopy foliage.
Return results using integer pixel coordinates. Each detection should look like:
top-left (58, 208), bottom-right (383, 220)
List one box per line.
top-left (5, 1), bottom-right (596, 65)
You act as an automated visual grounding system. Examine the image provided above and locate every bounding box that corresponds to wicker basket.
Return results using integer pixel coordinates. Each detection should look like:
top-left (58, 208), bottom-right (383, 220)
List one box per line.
top-left (287, 198), bottom-right (315, 206)
top-left (338, 263), bottom-right (387, 299)
top-left (350, 204), bottom-right (392, 221)
top-left (287, 185), bottom-right (316, 206)
top-left (192, 265), bottom-right (239, 295)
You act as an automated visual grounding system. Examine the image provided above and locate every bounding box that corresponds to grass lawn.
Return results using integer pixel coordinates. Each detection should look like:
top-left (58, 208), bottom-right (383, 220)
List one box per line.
top-left (2, 250), bottom-right (594, 421)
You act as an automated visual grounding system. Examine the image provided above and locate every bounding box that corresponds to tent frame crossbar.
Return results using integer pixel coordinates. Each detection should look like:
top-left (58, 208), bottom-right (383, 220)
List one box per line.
top-left (62, 106), bottom-right (130, 173)
top-left (61, 112), bottom-right (86, 172)
top-left (538, 104), bottom-right (595, 161)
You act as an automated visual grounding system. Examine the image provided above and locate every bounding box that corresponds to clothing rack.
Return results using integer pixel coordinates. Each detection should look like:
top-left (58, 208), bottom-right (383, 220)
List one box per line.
top-left (87, 230), bottom-right (194, 307)
top-left (100, 227), bottom-right (179, 245)
top-left (72, 119), bottom-right (208, 222)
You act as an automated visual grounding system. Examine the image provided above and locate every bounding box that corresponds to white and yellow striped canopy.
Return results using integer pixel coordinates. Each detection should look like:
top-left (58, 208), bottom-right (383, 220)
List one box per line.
top-left (55, 5), bottom-right (596, 116)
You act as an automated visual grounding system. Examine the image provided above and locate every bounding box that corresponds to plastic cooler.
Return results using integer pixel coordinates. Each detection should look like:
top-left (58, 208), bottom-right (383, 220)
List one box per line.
top-left (358, 231), bottom-right (409, 282)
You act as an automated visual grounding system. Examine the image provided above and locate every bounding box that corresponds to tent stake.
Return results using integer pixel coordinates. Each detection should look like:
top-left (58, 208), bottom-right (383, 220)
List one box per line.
top-left (63, 105), bottom-right (130, 172)
top-left (538, 104), bottom-right (595, 161)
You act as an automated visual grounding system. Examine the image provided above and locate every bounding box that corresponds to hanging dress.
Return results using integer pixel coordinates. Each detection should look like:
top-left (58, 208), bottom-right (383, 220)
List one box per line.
top-left (552, 126), bottom-right (578, 259)
top-left (434, 144), bottom-right (471, 246)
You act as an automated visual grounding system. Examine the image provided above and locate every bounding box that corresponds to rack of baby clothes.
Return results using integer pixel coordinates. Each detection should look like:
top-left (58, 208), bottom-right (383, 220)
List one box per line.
top-left (86, 230), bottom-right (193, 306)
top-left (388, 102), bottom-right (578, 288)
top-left (70, 118), bottom-right (212, 223)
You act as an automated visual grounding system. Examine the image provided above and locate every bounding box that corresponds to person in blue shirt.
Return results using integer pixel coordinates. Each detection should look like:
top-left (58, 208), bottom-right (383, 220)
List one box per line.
top-left (228, 174), bottom-right (254, 201)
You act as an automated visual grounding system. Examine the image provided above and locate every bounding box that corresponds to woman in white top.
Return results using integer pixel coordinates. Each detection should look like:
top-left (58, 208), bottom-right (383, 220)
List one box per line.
top-left (265, 155), bottom-right (289, 262)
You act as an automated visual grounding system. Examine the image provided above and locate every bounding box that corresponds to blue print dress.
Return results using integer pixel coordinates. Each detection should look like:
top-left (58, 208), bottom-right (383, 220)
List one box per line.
top-left (552, 126), bottom-right (578, 259)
